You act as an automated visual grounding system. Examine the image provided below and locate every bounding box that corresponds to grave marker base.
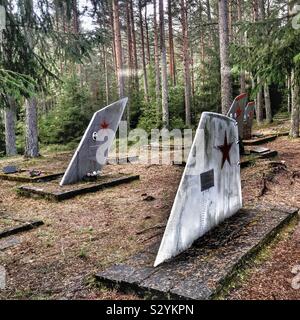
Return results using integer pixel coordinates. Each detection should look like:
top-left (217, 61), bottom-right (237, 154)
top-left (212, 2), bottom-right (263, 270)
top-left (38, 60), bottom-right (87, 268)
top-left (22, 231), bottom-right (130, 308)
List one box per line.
top-left (95, 206), bottom-right (298, 300)
top-left (17, 174), bottom-right (140, 201)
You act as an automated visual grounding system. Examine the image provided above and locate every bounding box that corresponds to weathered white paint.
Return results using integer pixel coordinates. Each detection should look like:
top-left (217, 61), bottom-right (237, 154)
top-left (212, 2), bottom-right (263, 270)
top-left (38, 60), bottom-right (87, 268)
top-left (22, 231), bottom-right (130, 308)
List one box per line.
top-left (244, 101), bottom-right (256, 128)
top-left (154, 112), bottom-right (242, 267)
top-left (227, 93), bottom-right (248, 139)
top-left (60, 98), bottom-right (128, 186)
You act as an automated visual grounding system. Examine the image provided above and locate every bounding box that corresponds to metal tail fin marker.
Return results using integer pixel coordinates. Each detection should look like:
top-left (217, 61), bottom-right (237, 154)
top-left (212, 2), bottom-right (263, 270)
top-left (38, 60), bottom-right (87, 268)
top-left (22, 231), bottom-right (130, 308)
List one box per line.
top-left (60, 98), bottom-right (128, 186)
top-left (154, 113), bottom-right (242, 267)
top-left (227, 93), bottom-right (248, 139)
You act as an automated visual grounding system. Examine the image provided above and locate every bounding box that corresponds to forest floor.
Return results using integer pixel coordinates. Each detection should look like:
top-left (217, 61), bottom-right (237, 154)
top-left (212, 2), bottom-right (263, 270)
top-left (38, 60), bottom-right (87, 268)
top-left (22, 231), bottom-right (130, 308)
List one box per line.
top-left (0, 119), bottom-right (300, 300)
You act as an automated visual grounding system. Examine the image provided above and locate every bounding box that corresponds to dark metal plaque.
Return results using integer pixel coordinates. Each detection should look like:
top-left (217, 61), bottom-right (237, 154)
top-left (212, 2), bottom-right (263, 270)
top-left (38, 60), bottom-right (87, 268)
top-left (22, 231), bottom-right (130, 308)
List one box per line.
top-left (200, 169), bottom-right (215, 192)
top-left (3, 166), bottom-right (18, 175)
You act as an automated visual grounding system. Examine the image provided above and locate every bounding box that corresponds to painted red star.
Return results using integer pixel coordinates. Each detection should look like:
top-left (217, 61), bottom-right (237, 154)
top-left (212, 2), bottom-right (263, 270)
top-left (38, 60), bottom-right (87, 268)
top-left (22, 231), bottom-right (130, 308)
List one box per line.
top-left (236, 106), bottom-right (243, 119)
top-left (100, 120), bottom-right (110, 130)
top-left (218, 133), bottom-right (233, 169)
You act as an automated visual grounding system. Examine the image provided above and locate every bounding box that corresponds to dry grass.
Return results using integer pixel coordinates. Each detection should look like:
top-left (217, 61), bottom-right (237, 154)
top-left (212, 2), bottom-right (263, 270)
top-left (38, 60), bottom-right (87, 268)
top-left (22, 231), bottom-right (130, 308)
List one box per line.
top-left (0, 130), bottom-right (299, 300)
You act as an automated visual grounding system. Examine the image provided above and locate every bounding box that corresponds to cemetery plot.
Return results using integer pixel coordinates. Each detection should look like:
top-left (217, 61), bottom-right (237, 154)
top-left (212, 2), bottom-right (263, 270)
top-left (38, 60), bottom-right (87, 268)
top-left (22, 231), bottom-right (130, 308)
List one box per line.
top-left (96, 206), bottom-right (298, 300)
top-left (0, 214), bottom-right (43, 239)
top-left (17, 173), bottom-right (140, 202)
top-left (243, 132), bottom-right (290, 146)
top-left (0, 169), bottom-right (64, 183)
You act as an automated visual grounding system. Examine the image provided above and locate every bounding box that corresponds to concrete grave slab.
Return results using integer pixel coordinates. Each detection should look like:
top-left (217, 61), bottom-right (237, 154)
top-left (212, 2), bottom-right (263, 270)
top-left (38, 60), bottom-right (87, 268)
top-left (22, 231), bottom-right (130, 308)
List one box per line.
top-left (60, 98), bottom-right (128, 186)
top-left (154, 112), bottom-right (242, 267)
top-left (0, 171), bottom-right (64, 183)
top-left (18, 174), bottom-right (140, 202)
top-left (227, 94), bottom-right (248, 139)
top-left (96, 206), bottom-right (299, 300)
top-left (0, 220), bottom-right (44, 239)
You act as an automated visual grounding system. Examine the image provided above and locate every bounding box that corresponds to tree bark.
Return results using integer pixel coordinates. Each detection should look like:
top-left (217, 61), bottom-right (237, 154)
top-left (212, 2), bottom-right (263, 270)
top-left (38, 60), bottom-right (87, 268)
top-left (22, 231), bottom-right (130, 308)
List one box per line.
top-left (144, 5), bottom-right (151, 65)
top-left (168, 0), bottom-right (176, 86)
top-left (287, 76), bottom-right (291, 113)
top-left (291, 71), bottom-right (300, 138)
top-left (181, 0), bottom-right (192, 126)
top-left (138, 0), bottom-right (149, 102)
top-left (218, 0), bottom-right (232, 114)
top-left (264, 84), bottom-right (272, 124)
top-left (159, 0), bottom-right (169, 128)
top-left (112, 0), bottom-right (125, 99)
top-left (153, 0), bottom-right (161, 124)
top-left (253, 0), bottom-right (264, 124)
top-left (129, 0), bottom-right (139, 90)
top-left (103, 45), bottom-right (110, 106)
top-left (237, 0), bottom-right (246, 93)
top-left (4, 97), bottom-right (17, 156)
top-left (25, 97), bottom-right (39, 158)
top-left (256, 77), bottom-right (264, 125)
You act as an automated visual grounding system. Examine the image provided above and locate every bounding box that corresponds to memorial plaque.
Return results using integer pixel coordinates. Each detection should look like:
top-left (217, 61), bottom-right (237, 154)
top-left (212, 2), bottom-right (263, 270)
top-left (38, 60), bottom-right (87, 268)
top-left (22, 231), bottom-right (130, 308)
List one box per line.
top-left (3, 166), bottom-right (18, 175)
top-left (200, 170), bottom-right (215, 192)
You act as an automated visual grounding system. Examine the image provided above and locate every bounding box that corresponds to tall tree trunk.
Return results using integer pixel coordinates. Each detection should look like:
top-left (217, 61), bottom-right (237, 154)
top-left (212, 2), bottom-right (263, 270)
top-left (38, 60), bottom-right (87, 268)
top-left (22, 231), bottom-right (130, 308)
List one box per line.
top-left (4, 97), bottom-right (17, 156)
top-left (253, 0), bottom-right (264, 124)
top-left (291, 71), bottom-right (300, 138)
top-left (168, 0), bottom-right (176, 86)
top-left (159, 0), bottom-right (169, 128)
top-left (126, 1), bottom-right (134, 125)
top-left (109, 4), bottom-right (117, 78)
top-left (237, 0), bottom-right (246, 93)
top-left (144, 5), bottom-right (151, 64)
top-left (25, 97), bottom-right (39, 158)
top-left (181, 0), bottom-right (191, 126)
top-left (218, 0), bottom-right (232, 114)
top-left (103, 45), bottom-right (110, 105)
top-left (112, 0), bottom-right (125, 101)
top-left (256, 77), bottom-right (264, 125)
top-left (228, 0), bottom-right (233, 41)
top-left (153, 0), bottom-right (161, 124)
top-left (129, 0), bottom-right (139, 91)
top-left (287, 76), bottom-right (291, 113)
top-left (138, 1), bottom-right (149, 102)
top-left (264, 84), bottom-right (272, 124)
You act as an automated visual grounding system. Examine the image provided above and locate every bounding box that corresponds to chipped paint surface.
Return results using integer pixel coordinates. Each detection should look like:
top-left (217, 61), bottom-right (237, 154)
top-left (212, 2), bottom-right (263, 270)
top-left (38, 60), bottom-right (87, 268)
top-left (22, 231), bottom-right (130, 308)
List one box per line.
top-left (60, 98), bottom-right (128, 186)
top-left (154, 113), bottom-right (242, 267)
top-left (244, 102), bottom-right (256, 128)
top-left (227, 94), bottom-right (248, 139)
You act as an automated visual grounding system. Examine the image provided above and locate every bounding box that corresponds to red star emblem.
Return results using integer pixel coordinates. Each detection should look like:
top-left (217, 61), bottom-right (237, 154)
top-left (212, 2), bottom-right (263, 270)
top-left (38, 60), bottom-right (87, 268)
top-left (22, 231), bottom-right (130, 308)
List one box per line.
top-left (100, 120), bottom-right (110, 130)
top-left (236, 106), bottom-right (242, 119)
top-left (218, 133), bottom-right (233, 169)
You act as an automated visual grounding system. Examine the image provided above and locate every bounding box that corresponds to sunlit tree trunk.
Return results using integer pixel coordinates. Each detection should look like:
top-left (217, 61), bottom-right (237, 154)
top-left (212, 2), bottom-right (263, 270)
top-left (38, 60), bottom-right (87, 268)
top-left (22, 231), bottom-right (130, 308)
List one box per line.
top-left (291, 71), bottom-right (300, 138)
top-left (112, 0), bottom-right (125, 103)
top-left (264, 84), bottom-right (272, 124)
top-left (218, 0), bottom-right (232, 114)
top-left (168, 0), bottom-right (176, 86)
top-left (153, 0), bottom-right (161, 124)
top-left (159, 0), bottom-right (169, 128)
top-left (237, 0), bottom-right (246, 93)
top-left (25, 97), bottom-right (39, 158)
top-left (129, 0), bottom-right (139, 91)
top-left (181, 0), bottom-right (191, 126)
top-left (138, 0), bottom-right (149, 102)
